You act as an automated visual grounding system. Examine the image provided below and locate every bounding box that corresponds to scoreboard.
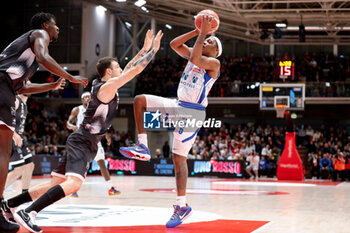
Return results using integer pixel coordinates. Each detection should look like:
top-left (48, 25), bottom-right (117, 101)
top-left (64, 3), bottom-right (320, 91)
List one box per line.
top-left (279, 60), bottom-right (294, 80)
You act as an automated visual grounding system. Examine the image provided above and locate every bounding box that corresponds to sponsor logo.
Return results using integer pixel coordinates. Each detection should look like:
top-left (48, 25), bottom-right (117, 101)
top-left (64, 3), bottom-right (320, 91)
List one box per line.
top-left (143, 110), bottom-right (161, 129)
top-left (192, 67), bottom-right (201, 73)
top-left (143, 110), bottom-right (222, 130)
top-left (280, 163), bottom-right (299, 169)
top-left (193, 161), bottom-right (242, 175)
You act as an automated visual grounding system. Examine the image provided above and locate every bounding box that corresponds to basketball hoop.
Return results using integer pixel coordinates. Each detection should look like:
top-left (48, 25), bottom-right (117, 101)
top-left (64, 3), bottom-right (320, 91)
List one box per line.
top-left (275, 104), bottom-right (287, 118)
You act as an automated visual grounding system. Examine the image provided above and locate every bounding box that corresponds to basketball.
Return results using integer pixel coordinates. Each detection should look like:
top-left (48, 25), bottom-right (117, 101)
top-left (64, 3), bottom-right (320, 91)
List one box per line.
top-left (195, 9), bottom-right (220, 34)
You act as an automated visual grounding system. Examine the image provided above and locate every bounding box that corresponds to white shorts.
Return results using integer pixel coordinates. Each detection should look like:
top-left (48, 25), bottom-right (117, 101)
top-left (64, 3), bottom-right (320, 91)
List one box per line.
top-left (145, 95), bottom-right (206, 157)
top-left (94, 141), bottom-right (105, 161)
top-left (246, 164), bottom-right (259, 171)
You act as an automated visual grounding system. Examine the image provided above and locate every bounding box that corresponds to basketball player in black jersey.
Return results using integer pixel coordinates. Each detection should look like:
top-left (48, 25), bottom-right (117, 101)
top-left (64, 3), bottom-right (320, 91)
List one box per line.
top-left (0, 12), bottom-right (87, 232)
top-left (6, 94), bottom-right (37, 193)
top-left (2, 29), bottom-right (163, 233)
top-left (6, 82), bottom-right (63, 195)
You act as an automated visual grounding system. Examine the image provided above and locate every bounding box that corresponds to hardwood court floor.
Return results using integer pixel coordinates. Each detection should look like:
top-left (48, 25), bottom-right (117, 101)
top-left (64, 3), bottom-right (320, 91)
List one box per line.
top-left (4, 175), bottom-right (350, 233)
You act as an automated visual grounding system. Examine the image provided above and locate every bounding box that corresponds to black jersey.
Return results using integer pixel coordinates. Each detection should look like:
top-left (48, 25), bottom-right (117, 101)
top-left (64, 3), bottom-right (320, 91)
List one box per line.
top-left (0, 30), bottom-right (39, 91)
top-left (15, 96), bottom-right (27, 135)
top-left (81, 78), bottom-right (119, 136)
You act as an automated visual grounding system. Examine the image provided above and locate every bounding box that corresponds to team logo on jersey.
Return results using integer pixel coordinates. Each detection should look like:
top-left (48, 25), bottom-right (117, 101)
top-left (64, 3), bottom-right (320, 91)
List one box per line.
top-left (192, 76), bottom-right (198, 83)
top-left (143, 110), bottom-right (161, 129)
top-left (192, 67), bottom-right (201, 73)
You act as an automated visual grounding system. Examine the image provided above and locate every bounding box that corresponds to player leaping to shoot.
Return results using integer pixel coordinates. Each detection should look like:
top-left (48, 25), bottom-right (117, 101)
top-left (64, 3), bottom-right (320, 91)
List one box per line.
top-left (120, 14), bottom-right (222, 228)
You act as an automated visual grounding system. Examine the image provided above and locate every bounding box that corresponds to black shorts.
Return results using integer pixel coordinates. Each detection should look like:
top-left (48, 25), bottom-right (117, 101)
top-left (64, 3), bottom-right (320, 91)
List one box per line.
top-left (51, 128), bottom-right (100, 181)
top-left (0, 72), bottom-right (16, 131)
top-left (10, 139), bottom-right (33, 168)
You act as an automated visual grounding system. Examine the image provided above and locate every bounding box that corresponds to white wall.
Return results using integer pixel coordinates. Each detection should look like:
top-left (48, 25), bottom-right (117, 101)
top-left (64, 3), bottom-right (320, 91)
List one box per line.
top-left (81, 2), bottom-right (115, 77)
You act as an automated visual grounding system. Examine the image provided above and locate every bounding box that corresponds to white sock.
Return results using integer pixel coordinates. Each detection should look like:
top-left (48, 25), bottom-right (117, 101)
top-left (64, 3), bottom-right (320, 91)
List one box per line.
top-left (138, 134), bottom-right (148, 147)
top-left (106, 180), bottom-right (113, 189)
top-left (175, 196), bottom-right (187, 207)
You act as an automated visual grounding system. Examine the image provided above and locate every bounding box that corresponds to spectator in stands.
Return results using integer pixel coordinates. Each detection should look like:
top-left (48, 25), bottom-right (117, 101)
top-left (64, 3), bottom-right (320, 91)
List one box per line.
top-left (50, 146), bottom-right (60, 156)
top-left (259, 155), bottom-right (267, 177)
top-left (297, 124), bottom-right (307, 145)
top-left (209, 144), bottom-right (219, 157)
top-left (309, 153), bottom-right (320, 179)
top-left (344, 152), bottom-right (350, 180)
top-left (266, 153), bottom-right (277, 177)
top-left (332, 152), bottom-right (346, 181)
top-left (306, 125), bottom-right (314, 141)
top-left (188, 149), bottom-right (201, 160)
top-left (200, 147), bottom-right (210, 160)
top-left (163, 141), bottom-right (170, 158)
top-left (313, 129), bottom-right (321, 142)
top-left (239, 142), bottom-right (250, 158)
top-left (261, 144), bottom-right (271, 157)
top-left (245, 152), bottom-right (260, 179)
top-left (42, 145), bottom-right (50, 154)
top-left (319, 153), bottom-right (333, 179)
top-left (155, 149), bottom-right (163, 159)
top-left (34, 144), bottom-right (42, 155)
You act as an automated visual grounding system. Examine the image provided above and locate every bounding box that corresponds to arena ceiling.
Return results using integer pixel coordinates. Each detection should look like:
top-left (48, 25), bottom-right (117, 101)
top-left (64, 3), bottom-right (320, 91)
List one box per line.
top-left (88, 0), bottom-right (350, 45)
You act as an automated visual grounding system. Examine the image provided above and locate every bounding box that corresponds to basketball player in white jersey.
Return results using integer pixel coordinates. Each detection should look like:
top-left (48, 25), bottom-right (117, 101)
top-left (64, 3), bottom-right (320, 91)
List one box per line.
top-left (120, 15), bottom-right (221, 228)
top-left (66, 92), bottom-right (120, 197)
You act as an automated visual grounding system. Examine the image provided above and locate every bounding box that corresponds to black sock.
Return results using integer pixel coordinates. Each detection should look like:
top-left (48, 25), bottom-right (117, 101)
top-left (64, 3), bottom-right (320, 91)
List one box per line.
top-left (7, 191), bottom-right (32, 208)
top-left (25, 185), bottom-right (65, 213)
top-left (22, 189), bottom-right (28, 193)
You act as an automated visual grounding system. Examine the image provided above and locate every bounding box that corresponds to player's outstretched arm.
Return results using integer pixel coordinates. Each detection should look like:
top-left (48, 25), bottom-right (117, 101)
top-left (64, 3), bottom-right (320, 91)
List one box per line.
top-left (97, 30), bottom-right (163, 103)
top-left (170, 29), bottom-right (199, 60)
top-left (18, 78), bottom-right (66, 94)
top-left (105, 133), bottom-right (112, 146)
top-left (31, 30), bottom-right (88, 87)
top-left (190, 15), bottom-right (220, 74)
top-left (67, 107), bottom-right (79, 131)
top-left (123, 29), bottom-right (154, 73)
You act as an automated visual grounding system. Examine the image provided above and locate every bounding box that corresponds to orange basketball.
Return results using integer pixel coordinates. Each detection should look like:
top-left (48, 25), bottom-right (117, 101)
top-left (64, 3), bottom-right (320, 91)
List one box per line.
top-left (195, 9), bottom-right (220, 34)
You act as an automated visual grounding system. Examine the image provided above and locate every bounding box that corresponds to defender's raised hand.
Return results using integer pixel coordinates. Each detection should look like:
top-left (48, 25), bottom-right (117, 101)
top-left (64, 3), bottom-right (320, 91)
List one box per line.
top-left (142, 29), bottom-right (155, 51)
top-left (152, 30), bottom-right (164, 51)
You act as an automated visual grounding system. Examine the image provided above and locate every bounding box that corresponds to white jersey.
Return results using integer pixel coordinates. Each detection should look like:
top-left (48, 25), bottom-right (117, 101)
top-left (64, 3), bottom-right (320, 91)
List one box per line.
top-left (76, 105), bottom-right (86, 127)
top-left (177, 61), bottom-right (218, 107)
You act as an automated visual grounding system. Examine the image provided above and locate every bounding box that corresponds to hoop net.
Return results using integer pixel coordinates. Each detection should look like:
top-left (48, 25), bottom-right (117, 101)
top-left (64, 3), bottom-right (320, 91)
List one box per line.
top-left (275, 104), bottom-right (287, 118)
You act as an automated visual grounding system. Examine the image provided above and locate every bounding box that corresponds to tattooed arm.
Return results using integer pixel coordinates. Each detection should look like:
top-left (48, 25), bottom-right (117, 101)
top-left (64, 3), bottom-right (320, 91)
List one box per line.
top-left (97, 30), bottom-right (163, 103)
top-left (123, 29), bottom-right (154, 73)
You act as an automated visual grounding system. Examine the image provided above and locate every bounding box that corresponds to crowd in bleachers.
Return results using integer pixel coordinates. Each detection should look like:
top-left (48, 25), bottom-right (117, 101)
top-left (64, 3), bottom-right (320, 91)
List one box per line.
top-left (135, 53), bottom-right (350, 98)
top-left (23, 97), bottom-right (350, 180)
top-left (175, 123), bottom-right (350, 180)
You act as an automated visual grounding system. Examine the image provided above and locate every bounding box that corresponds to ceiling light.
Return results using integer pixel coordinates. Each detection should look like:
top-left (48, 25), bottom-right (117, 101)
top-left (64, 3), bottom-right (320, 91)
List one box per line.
top-left (134, 0), bottom-right (146, 7)
top-left (276, 23), bottom-right (287, 28)
top-left (116, 0), bottom-right (126, 2)
top-left (141, 6), bottom-right (149, 13)
top-left (96, 5), bottom-right (107, 12)
top-left (125, 22), bottom-right (132, 28)
top-left (165, 24), bottom-right (172, 29)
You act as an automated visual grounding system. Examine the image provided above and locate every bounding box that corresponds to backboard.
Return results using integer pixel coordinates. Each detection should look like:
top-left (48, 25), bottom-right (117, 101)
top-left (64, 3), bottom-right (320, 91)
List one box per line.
top-left (259, 83), bottom-right (305, 111)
